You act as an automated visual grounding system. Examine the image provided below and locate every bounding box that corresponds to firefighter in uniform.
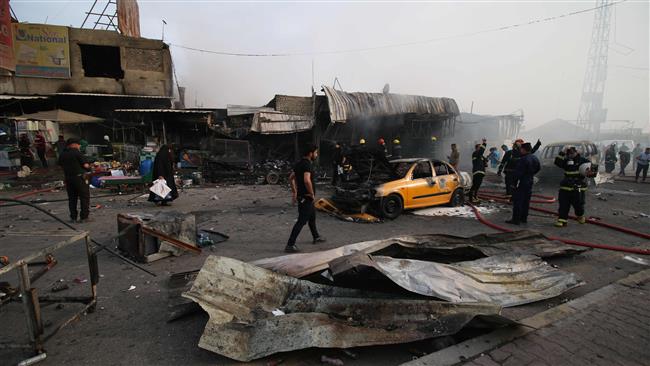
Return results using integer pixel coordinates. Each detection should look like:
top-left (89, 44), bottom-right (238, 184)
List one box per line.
top-left (554, 146), bottom-right (596, 227)
top-left (468, 138), bottom-right (487, 203)
top-left (498, 138), bottom-right (541, 198)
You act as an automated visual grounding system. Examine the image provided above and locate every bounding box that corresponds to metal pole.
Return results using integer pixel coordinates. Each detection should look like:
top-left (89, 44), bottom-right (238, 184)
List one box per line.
top-left (18, 263), bottom-right (42, 351)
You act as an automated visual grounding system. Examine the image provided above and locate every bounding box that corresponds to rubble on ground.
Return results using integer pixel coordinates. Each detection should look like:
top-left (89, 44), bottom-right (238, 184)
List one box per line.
top-left (182, 256), bottom-right (514, 362)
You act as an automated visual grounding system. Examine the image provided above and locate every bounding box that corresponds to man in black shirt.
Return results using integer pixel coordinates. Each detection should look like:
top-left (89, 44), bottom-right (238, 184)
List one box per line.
top-left (58, 138), bottom-right (91, 223)
top-left (286, 144), bottom-right (325, 253)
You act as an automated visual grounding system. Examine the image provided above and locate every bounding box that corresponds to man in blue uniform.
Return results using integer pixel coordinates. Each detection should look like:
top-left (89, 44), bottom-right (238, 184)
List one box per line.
top-left (468, 138), bottom-right (487, 203)
top-left (498, 139), bottom-right (542, 198)
top-left (554, 146), bottom-right (595, 227)
top-left (506, 142), bottom-right (540, 225)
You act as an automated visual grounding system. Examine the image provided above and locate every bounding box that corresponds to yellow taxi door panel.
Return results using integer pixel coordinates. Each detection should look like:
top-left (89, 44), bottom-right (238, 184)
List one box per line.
top-left (432, 162), bottom-right (457, 205)
top-left (406, 161), bottom-right (440, 208)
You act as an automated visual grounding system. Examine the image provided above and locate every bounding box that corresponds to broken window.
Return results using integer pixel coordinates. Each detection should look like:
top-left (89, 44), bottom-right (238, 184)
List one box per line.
top-left (433, 161), bottom-right (449, 176)
top-left (79, 44), bottom-right (124, 79)
top-left (412, 161), bottom-right (432, 179)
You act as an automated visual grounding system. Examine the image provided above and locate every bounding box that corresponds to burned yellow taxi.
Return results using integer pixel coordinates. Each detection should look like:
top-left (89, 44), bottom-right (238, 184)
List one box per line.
top-left (332, 154), bottom-right (470, 219)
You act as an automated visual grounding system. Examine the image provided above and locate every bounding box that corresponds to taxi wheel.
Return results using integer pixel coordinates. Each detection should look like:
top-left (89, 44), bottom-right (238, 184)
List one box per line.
top-left (448, 189), bottom-right (464, 207)
top-left (381, 194), bottom-right (403, 219)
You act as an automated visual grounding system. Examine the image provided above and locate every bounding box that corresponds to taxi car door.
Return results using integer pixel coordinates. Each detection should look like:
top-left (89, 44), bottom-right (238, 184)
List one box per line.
top-left (406, 161), bottom-right (440, 208)
top-left (432, 161), bottom-right (459, 205)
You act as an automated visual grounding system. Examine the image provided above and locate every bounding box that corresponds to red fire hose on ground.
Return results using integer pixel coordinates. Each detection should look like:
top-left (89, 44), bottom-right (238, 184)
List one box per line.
top-left (468, 191), bottom-right (650, 255)
top-left (476, 190), bottom-right (650, 241)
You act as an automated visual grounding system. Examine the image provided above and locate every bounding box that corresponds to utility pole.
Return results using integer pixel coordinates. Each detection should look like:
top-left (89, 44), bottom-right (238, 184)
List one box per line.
top-left (576, 0), bottom-right (613, 139)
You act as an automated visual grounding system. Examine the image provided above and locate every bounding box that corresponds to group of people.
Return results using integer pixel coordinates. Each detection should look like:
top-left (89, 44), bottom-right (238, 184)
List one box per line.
top-left (56, 137), bottom-right (179, 223)
top-left (462, 138), bottom-right (543, 225)
top-left (15, 133), bottom-right (117, 169)
top-left (604, 143), bottom-right (650, 182)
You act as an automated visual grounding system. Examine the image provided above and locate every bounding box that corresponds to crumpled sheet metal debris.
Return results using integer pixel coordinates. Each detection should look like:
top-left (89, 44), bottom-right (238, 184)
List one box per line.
top-left (182, 256), bottom-right (513, 362)
top-left (251, 231), bottom-right (588, 278)
top-left (315, 198), bottom-right (381, 223)
top-left (330, 254), bottom-right (583, 307)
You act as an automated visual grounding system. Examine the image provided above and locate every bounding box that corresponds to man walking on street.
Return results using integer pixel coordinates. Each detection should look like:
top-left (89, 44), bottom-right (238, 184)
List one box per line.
top-left (34, 131), bottom-right (48, 168)
top-left (58, 138), bottom-right (91, 223)
top-left (635, 147), bottom-right (650, 183)
top-left (506, 142), bottom-right (540, 225)
top-left (554, 146), bottom-right (594, 227)
top-left (286, 144), bottom-right (325, 253)
top-left (448, 144), bottom-right (460, 171)
top-left (468, 138), bottom-right (487, 203)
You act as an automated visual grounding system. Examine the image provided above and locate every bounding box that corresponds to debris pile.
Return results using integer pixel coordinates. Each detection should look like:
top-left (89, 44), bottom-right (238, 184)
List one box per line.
top-left (179, 231), bottom-right (586, 361)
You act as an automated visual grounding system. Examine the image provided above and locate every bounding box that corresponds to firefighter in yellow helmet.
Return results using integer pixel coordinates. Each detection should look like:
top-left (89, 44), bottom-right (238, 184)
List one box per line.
top-left (392, 139), bottom-right (402, 159)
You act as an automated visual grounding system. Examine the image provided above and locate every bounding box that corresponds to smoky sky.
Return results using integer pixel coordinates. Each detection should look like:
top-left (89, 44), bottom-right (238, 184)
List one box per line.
top-left (13, 1), bottom-right (650, 131)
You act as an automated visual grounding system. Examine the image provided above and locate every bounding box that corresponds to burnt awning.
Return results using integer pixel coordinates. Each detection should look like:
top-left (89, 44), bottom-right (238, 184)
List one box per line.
top-left (323, 86), bottom-right (460, 123)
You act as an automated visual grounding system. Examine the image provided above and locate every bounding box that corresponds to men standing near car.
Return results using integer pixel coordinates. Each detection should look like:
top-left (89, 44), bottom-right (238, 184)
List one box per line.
top-left (468, 138), bottom-right (487, 203)
top-left (635, 147), bottom-right (650, 183)
top-left (498, 139), bottom-right (541, 198)
top-left (285, 144), bottom-right (325, 253)
top-left (506, 143), bottom-right (540, 225)
top-left (58, 138), bottom-right (91, 223)
top-left (554, 146), bottom-right (593, 227)
top-left (448, 144), bottom-right (460, 171)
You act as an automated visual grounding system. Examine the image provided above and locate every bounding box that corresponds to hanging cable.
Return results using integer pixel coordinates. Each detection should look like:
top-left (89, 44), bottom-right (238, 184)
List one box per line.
top-left (168, 0), bottom-right (628, 58)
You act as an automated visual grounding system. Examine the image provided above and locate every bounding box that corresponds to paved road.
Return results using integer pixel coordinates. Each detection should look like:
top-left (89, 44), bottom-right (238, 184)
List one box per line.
top-left (462, 278), bottom-right (650, 366)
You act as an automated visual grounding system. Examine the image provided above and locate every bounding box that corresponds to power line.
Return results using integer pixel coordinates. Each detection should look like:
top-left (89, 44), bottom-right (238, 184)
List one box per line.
top-left (168, 0), bottom-right (629, 57)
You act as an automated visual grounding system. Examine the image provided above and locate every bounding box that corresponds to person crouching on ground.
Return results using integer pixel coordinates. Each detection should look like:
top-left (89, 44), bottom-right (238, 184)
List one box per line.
top-left (285, 143), bottom-right (326, 253)
top-left (58, 138), bottom-right (91, 223)
top-left (148, 144), bottom-right (179, 206)
top-left (554, 146), bottom-right (593, 227)
top-left (506, 142), bottom-right (540, 225)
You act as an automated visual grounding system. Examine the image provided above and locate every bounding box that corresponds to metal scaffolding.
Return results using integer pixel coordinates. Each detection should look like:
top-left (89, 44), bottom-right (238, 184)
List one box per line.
top-left (577, 0), bottom-right (613, 137)
top-left (81, 0), bottom-right (118, 32)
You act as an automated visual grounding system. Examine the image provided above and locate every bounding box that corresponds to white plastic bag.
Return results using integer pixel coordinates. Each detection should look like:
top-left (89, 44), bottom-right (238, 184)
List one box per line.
top-left (149, 178), bottom-right (172, 199)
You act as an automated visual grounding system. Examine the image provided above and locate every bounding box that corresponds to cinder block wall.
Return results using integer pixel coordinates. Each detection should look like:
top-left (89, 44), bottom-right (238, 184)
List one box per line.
top-left (1, 27), bottom-right (173, 97)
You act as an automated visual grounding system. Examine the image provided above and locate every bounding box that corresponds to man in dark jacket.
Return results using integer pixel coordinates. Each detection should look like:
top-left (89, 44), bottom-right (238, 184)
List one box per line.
top-left (58, 138), bottom-right (91, 223)
top-left (604, 144), bottom-right (617, 173)
top-left (498, 139), bottom-right (541, 197)
top-left (468, 138), bottom-right (487, 203)
top-left (34, 131), bottom-right (48, 168)
top-left (554, 146), bottom-right (594, 227)
top-left (506, 142), bottom-right (540, 225)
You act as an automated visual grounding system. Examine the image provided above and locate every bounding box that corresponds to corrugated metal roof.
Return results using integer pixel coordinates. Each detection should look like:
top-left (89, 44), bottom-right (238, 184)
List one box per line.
top-left (227, 104), bottom-right (274, 116)
top-left (0, 95), bottom-right (49, 100)
top-left (322, 86), bottom-right (460, 123)
top-left (114, 109), bottom-right (212, 114)
top-left (55, 92), bottom-right (172, 99)
top-left (251, 111), bottom-right (313, 134)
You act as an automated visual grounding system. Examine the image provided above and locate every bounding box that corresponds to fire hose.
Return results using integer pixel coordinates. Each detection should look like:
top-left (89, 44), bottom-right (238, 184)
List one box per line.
top-left (468, 193), bottom-right (650, 255)
top-left (476, 190), bottom-right (650, 241)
